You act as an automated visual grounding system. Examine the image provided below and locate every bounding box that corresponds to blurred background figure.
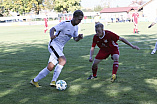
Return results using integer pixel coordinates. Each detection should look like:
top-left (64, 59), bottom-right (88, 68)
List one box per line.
top-left (132, 10), bottom-right (139, 33)
top-left (44, 15), bottom-right (48, 33)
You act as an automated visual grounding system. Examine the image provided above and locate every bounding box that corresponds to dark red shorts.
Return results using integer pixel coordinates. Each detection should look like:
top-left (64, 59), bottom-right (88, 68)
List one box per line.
top-left (134, 20), bottom-right (138, 24)
top-left (95, 48), bottom-right (119, 59)
top-left (45, 24), bottom-right (48, 27)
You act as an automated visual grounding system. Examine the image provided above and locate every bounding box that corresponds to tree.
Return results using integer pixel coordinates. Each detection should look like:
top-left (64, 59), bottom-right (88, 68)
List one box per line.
top-left (1, 0), bottom-right (14, 16)
top-left (1, 0), bottom-right (43, 16)
top-left (82, 8), bottom-right (94, 12)
top-left (44, 0), bottom-right (55, 11)
top-left (131, 0), bottom-right (145, 6)
top-left (35, 0), bottom-right (44, 14)
top-left (93, 0), bottom-right (111, 12)
top-left (1, 0), bottom-right (82, 16)
top-left (13, 0), bottom-right (39, 15)
top-left (99, 0), bottom-right (111, 8)
top-left (94, 5), bottom-right (104, 12)
top-left (53, 0), bottom-right (81, 13)
top-left (0, 0), bottom-right (4, 16)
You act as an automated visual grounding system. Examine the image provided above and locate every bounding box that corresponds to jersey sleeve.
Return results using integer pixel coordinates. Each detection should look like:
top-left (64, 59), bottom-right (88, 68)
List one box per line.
top-left (109, 31), bottom-right (119, 42)
top-left (92, 35), bottom-right (97, 47)
top-left (54, 21), bottom-right (66, 33)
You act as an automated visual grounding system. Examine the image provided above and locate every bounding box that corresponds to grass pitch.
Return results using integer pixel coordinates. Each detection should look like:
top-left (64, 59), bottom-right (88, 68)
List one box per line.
top-left (0, 22), bottom-right (157, 104)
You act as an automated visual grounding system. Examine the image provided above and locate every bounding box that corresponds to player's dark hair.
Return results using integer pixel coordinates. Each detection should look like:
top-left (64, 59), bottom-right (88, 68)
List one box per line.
top-left (95, 23), bottom-right (104, 29)
top-left (73, 10), bottom-right (84, 17)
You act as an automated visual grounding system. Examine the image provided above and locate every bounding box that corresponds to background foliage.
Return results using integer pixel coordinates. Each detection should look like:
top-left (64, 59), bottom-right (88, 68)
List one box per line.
top-left (0, 0), bottom-right (81, 16)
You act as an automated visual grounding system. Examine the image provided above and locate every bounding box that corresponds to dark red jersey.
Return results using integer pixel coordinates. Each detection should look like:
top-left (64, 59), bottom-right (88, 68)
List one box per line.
top-left (92, 30), bottom-right (119, 50)
top-left (132, 13), bottom-right (139, 24)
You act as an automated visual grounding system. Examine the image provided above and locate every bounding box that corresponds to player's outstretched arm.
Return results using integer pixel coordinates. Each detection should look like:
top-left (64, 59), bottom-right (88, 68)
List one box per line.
top-left (148, 22), bottom-right (156, 28)
top-left (74, 34), bottom-right (83, 42)
top-left (119, 37), bottom-right (140, 50)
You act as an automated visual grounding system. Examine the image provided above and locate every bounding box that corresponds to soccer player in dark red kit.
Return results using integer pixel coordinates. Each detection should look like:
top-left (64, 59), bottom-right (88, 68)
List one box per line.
top-left (44, 15), bottom-right (48, 33)
top-left (132, 10), bottom-right (139, 33)
top-left (87, 23), bottom-right (140, 82)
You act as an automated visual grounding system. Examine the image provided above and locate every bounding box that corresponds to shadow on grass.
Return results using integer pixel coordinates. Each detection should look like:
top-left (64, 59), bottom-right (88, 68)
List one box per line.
top-left (0, 33), bottom-right (157, 104)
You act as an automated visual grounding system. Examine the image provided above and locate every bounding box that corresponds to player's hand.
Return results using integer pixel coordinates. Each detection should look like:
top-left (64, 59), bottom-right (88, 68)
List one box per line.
top-left (78, 34), bottom-right (83, 39)
top-left (132, 45), bottom-right (140, 50)
top-left (148, 25), bottom-right (151, 28)
top-left (89, 57), bottom-right (93, 62)
top-left (51, 34), bottom-right (59, 40)
top-left (51, 35), bottom-right (57, 40)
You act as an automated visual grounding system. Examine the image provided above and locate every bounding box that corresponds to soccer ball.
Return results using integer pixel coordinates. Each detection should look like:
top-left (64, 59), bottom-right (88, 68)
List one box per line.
top-left (56, 80), bottom-right (67, 91)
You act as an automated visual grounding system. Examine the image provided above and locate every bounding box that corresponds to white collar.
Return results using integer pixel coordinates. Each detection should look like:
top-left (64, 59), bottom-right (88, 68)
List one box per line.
top-left (99, 31), bottom-right (105, 39)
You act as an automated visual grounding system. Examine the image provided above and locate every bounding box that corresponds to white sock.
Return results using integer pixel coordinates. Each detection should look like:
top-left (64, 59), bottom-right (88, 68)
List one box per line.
top-left (155, 42), bottom-right (157, 50)
top-left (34, 67), bottom-right (50, 82)
top-left (51, 64), bottom-right (63, 82)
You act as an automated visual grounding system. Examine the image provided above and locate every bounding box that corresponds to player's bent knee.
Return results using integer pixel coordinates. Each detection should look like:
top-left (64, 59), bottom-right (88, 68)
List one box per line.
top-left (47, 63), bottom-right (55, 71)
top-left (58, 57), bottom-right (66, 65)
top-left (59, 60), bottom-right (66, 66)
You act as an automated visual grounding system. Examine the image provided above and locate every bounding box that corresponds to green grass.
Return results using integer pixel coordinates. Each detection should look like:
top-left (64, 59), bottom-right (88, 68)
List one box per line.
top-left (0, 22), bottom-right (157, 104)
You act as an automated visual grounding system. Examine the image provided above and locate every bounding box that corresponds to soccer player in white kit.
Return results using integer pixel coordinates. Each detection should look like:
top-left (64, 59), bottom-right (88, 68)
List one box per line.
top-left (148, 17), bottom-right (157, 54)
top-left (30, 10), bottom-right (84, 87)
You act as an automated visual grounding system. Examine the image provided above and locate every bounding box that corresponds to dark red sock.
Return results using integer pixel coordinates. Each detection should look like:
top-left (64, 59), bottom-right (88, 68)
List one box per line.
top-left (92, 66), bottom-right (98, 77)
top-left (112, 61), bottom-right (119, 74)
top-left (133, 28), bottom-right (135, 33)
top-left (44, 29), bottom-right (48, 33)
top-left (136, 29), bottom-right (138, 33)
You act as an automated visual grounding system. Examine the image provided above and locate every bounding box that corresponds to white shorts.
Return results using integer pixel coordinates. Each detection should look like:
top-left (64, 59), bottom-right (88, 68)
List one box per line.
top-left (48, 42), bottom-right (64, 65)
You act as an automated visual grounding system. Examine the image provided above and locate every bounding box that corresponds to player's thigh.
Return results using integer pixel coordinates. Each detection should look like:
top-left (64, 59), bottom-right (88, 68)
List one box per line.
top-left (48, 43), bottom-right (64, 57)
top-left (48, 44), bottom-right (66, 66)
top-left (95, 49), bottom-right (110, 59)
top-left (48, 53), bottom-right (58, 71)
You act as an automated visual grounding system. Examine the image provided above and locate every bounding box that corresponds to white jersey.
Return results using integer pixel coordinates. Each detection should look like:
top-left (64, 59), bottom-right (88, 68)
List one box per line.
top-left (155, 17), bottom-right (157, 23)
top-left (50, 21), bottom-right (78, 49)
